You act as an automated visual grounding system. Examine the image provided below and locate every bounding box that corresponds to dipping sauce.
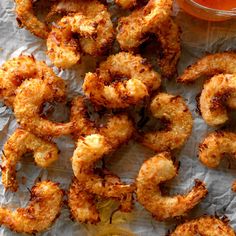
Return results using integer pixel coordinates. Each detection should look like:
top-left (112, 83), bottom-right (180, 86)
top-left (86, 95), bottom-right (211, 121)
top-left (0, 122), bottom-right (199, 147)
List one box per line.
top-left (177, 0), bottom-right (236, 21)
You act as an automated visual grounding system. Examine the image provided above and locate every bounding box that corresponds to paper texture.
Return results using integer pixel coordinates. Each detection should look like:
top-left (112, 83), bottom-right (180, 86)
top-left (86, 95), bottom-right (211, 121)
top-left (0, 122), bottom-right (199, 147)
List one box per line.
top-left (0, 0), bottom-right (236, 235)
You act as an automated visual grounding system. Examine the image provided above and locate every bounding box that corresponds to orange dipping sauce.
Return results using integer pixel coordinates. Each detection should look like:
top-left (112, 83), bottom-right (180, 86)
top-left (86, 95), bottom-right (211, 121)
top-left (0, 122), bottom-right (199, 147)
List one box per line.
top-left (177, 0), bottom-right (236, 21)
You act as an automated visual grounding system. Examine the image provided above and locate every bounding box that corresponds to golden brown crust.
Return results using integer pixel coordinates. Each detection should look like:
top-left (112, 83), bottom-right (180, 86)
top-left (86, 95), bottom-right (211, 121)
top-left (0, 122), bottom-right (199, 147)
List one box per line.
top-left (136, 152), bottom-right (208, 221)
top-left (115, 0), bottom-right (137, 9)
top-left (199, 74), bottom-right (236, 126)
top-left (170, 216), bottom-right (235, 236)
top-left (140, 93), bottom-right (193, 152)
top-left (0, 55), bottom-right (63, 106)
top-left (83, 52), bottom-right (161, 109)
top-left (15, 0), bottom-right (49, 39)
top-left (0, 181), bottom-right (63, 234)
top-left (177, 52), bottom-right (236, 83)
top-left (13, 78), bottom-right (73, 137)
top-left (1, 128), bottom-right (58, 192)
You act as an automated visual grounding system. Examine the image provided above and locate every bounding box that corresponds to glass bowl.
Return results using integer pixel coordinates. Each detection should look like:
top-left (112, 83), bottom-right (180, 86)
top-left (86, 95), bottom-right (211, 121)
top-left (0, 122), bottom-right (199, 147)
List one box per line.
top-left (176, 0), bottom-right (236, 21)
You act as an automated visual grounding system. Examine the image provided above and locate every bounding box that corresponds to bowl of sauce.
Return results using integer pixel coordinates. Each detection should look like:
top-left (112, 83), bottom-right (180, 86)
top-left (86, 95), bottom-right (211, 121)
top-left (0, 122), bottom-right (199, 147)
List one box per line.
top-left (176, 0), bottom-right (236, 21)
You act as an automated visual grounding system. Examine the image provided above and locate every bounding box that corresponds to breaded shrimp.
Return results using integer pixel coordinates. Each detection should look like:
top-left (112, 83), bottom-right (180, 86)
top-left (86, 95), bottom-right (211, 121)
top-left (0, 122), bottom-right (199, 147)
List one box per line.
top-left (0, 55), bottom-right (63, 107)
top-left (0, 181), bottom-right (63, 234)
top-left (1, 128), bottom-right (58, 192)
top-left (199, 74), bottom-right (236, 126)
top-left (83, 52), bottom-right (161, 109)
top-left (68, 170), bottom-right (132, 224)
top-left (177, 52), bottom-right (236, 83)
top-left (170, 216), bottom-right (235, 236)
top-left (154, 17), bottom-right (181, 78)
top-left (71, 134), bottom-right (134, 209)
top-left (46, 0), bottom-right (114, 68)
top-left (117, 0), bottom-right (173, 51)
top-left (115, 0), bottom-right (137, 9)
top-left (13, 78), bottom-right (73, 137)
top-left (136, 152), bottom-right (208, 221)
top-left (15, 0), bottom-right (49, 39)
top-left (141, 93), bottom-right (193, 152)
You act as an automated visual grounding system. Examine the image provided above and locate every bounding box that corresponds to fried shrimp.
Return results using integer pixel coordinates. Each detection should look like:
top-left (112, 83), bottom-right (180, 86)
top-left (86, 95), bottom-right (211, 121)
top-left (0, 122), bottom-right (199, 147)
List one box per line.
top-left (140, 93), bottom-right (193, 152)
top-left (0, 55), bottom-right (63, 106)
top-left (177, 52), bottom-right (236, 83)
top-left (15, 0), bottom-right (49, 39)
top-left (46, 0), bottom-right (114, 68)
top-left (117, 0), bottom-right (173, 51)
top-left (154, 17), bottom-right (181, 78)
top-left (71, 133), bottom-right (134, 210)
top-left (13, 78), bottom-right (73, 137)
top-left (1, 129), bottom-right (58, 192)
top-left (0, 181), bottom-right (63, 234)
top-left (199, 74), bottom-right (236, 126)
top-left (136, 152), bottom-right (208, 221)
top-left (83, 52), bottom-right (161, 109)
top-left (170, 216), bottom-right (235, 236)
top-left (115, 0), bottom-right (137, 9)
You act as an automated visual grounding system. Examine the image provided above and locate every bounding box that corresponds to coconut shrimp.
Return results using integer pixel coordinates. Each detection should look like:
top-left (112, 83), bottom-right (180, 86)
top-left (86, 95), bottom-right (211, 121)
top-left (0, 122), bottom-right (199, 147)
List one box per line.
top-left (83, 52), bottom-right (161, 109)
top-left (115, 0), bottom-right (137, 9)
top-left (116, 0), bottom-right (173, 51)
top-left (141, 93), bottom-right (193, 152)
top-left (170, 216), bottom-right (235, 236)
top-left (0, 181), bottom-right (63, 234)
top-left (1, 129), bottom-right (58, 192)
top-left (71, 134), bottom-right (134, 210)
top-left (13, 78), bottom-right (73, 137)
top-left (0, 55), bottom-right (63, 106)
top-left (136, 152), bottom-right (208, 221)
top-left (46, 0), bottom-right (114, 68)
top-left (199, 74), bottom-right (236, 126)
top-left (15, 0), bottom-right (49, 39)
top-left (154, 17), bottom-right (181, 78)
top-left (177, 52), bottom-right (236, 83)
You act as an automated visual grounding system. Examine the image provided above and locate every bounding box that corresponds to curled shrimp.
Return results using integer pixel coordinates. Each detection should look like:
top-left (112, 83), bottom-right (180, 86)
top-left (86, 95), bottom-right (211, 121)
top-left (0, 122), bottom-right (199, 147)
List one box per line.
top-left (199, 131), bottom-right (236, 191)
top-left (170, 216), bottom-right (235, 236)
top-left (15, 0), bottom-right (49, 39)
top-left (0, 181), bottom-right (63, 234)
top-left (0, 55), bottom-right (63, 107)
top-left (83, 52), bottom-right (161, 109)
top-left (69, 169), bottom-right (131, 224)
top-left (46, 0), bottom-right (114, 68)
top-left (71, 131), bottom-right (135, 211)
top-left (1, 128), bottom-right (58, 192)
top-left (136, 152), bottom-right (208, 221)
top-left (13, 78), bottom-right (73, 137)
top-left (116, 0), bottom-right (173, 51)
top-left (199, 74), bottom-right (236, 126)
top-left (140, 93), bottom-right (193, 152)
top-left (115, 0), bottom-right (137, 9)
top-left (177, 52), bottom-right (236, 83)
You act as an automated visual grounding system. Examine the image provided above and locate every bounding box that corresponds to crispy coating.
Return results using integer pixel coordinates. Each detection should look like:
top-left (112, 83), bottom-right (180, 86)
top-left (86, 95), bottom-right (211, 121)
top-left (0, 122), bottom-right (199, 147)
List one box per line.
top-left (15, 0), bottom-right (49, 39)
top-left (47, 0), bottom-right (114, 68)
top-left (136, 152), bottom-right (208, 221)
top-left (117, 0), bottom-right (173, 50)
top-left (141, 93), bottom-right (193, 152)
top-left (170, 216), bottom-right (235, 236)
top-left (0, 181), bottom-right (63, 234)
top-left (154, 17), bottom-right (181, 78)
top-left (199, 131), bottom-right (236, 191)
top-left (1, 128), bottom-right (58, 192)
top-left (199, 74), bottom-right (236, 126)
top-left (13, 78), bottom-right (73, 137)
top-left (177, 52), bottom-right (236, 83)
top-left (83, 52), bottom-right (161, 109)
top-left (115, 0), bottom-right (137, 9)
top-left (71, 134), bottom-right (134, 210)
top-left (0, 55), bottom-right (63, 107)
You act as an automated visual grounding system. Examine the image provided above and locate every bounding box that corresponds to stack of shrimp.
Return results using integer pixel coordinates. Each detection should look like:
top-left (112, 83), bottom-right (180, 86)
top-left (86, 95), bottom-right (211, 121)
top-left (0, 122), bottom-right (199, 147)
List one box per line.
top-left (0, 0), bottom-right (235, 234)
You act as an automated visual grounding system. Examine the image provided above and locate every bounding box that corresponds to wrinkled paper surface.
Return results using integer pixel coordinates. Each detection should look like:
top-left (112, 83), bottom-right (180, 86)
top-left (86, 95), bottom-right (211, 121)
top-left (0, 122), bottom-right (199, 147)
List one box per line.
top-left (1, 0), bottom-right (236, 235)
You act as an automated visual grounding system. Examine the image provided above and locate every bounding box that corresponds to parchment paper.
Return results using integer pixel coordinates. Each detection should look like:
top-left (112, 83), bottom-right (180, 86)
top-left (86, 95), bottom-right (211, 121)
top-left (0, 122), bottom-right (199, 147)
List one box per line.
top-left (1, 0), bottom-right (236, 235)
